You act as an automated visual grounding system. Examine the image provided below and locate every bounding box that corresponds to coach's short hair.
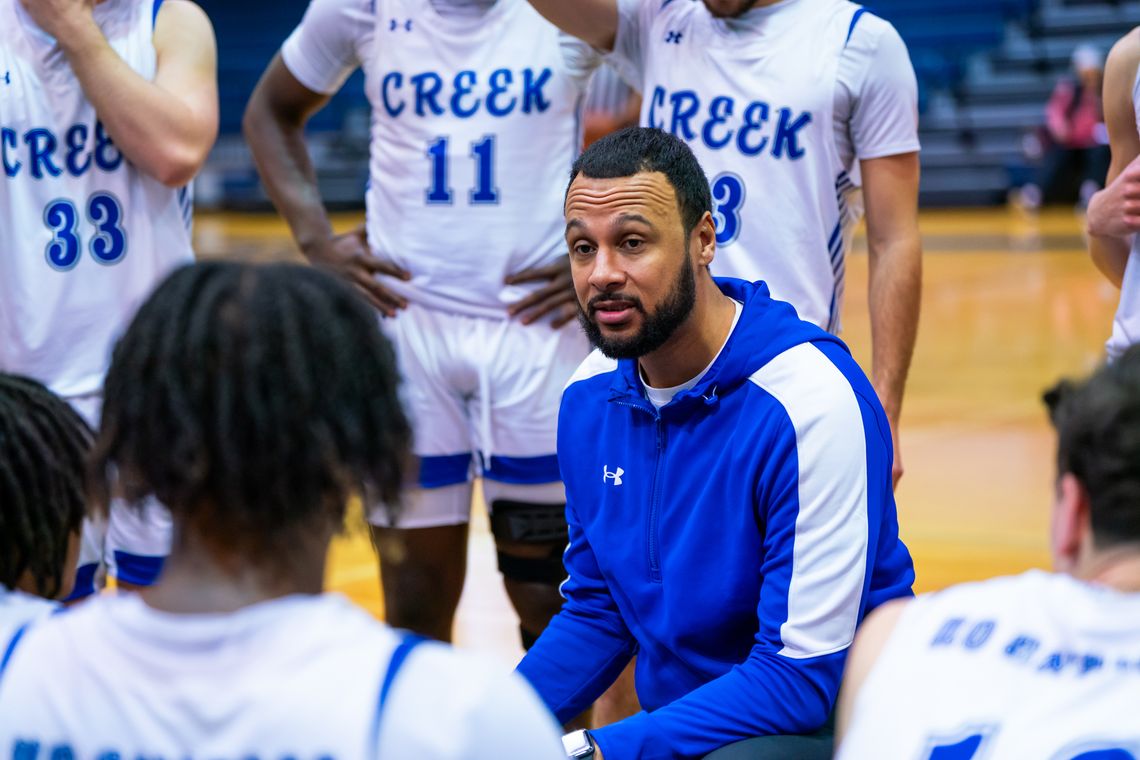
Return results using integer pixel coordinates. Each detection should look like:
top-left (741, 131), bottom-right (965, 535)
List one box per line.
top-left (1044, 345), bottom-right (1140, 547)
top-left (91, 262), bottom-right (411, 561)
top-left (0, 374), bottom-right (91, 598)
top-left (569, 127), bottom-right (712, 236)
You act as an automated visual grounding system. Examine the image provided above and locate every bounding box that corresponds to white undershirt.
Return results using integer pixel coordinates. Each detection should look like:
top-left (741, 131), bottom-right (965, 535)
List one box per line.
top-left (643, 299), bottom-right (743, 409)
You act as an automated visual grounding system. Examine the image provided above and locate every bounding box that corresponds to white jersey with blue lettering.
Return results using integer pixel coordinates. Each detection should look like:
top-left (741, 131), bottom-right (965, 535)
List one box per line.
top-left (609, 0), bottom-right (919, 332)
top-left (0, 593), bottom-right (566, 759)
top-left (1106, 61), bottom-right (1140, 361)
top-left (0, 587), bottom-right (56, 648)
top-left (0, 0), bottom-right (194, 398)
top-left (282, 0), bottom-right (598, 318)
top-left (838, 571), bottom-right (1140, 759)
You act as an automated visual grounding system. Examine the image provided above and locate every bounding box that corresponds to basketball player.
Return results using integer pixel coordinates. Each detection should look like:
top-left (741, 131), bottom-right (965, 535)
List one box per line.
top-left (522, 0), bottom-right (922, 488)
top-left (0, 373), bottom-right (91, 640)
top-left (836, 347), bottom-right (1140, 757)
top-left (0, 0), bottom-right (218, 594)
top-left (244, 0), bottom-right (599, 647)
top-left (0, 262), bottom-right (566, 759)
top-left (1087, 28), bottom-right (1140, 361)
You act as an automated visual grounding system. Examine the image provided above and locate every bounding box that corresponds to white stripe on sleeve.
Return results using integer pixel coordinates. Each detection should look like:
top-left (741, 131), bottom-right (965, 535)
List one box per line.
top-left (749, 343), bottom-right (870, 658)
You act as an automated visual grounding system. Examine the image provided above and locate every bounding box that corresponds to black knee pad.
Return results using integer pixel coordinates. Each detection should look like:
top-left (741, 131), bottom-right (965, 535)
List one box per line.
top-left (519, 624), bottom-right (541, 651)
top-left (491, 500), bottom-right (568, 585)
top-left (489, 499), bottom-right (568, 544)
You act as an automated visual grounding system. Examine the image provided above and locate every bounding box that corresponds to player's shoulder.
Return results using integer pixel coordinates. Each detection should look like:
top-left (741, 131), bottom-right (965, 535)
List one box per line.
top-left (911, 570), bottom-right (1060, 620)
top-left (1106, 27), bottom-right (1140, 78)
top-left (843, 4), bottom-right (906, 55)
top-left (154, 0), bottom-right (214, 34)
top-left (394, 642), bottom-right (551, 720)
top-left (563, 348), bottom-right (618, 393)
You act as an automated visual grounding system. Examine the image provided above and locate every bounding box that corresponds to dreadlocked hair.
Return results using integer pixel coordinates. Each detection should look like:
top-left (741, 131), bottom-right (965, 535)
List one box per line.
top-left (90, 262), bottom-right (412, 563)
top-left (0, 373), bottom-right (92, 598)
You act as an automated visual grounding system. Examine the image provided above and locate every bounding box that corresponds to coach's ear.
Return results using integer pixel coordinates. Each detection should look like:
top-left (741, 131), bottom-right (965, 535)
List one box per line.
top-left (693, 211), bottom-right (717, 269)
top-left (1051, 472), bottom-right (1090, 574)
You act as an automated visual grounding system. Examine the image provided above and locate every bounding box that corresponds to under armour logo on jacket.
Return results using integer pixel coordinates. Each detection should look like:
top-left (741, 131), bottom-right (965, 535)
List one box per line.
top-left (389, 18), bottom-right (413, 31)
top-left (2, 72), bottom-right (9, 85)
top-left (603, 466), bottom-right (624, 486)
top-left (665, 31), bottom-right (683, 44)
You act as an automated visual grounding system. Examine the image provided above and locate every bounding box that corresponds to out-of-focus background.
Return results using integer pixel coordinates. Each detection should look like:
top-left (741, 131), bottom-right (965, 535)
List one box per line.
top-left (192, 0), bottom-right (1139, 663)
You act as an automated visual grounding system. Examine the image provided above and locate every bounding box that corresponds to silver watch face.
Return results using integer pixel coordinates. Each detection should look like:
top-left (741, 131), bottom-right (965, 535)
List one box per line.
top-left (561, 730), bottom-right (592, 757)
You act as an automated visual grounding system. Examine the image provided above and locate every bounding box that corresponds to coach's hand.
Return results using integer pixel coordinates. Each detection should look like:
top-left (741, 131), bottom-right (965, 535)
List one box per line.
top-left (20, 0), bottom-right (96, 38)
top-left (506, 256), bottom-right (579, 328)
top-left (305, 226), bottom-right (410, 317)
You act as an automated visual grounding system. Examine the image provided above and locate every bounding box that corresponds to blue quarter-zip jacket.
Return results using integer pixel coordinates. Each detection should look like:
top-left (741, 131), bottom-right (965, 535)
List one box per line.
top-left (517, 278), bottom-right (915, 759)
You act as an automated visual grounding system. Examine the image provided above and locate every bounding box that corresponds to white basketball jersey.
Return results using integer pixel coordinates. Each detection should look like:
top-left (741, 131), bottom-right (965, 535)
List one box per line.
top-left (0, 593), bottom-right (565, 759)
top-left (1105, 64), bottom-right (1140, 361)
top-left (287, 0), bottom-right (593, 318)
top-left (838, 571), bottom-right (1140, 759)
top-left (0, 587), bottom-right (56, 646)
top-left (0, 0), bottom-right (194, 399)
top-left (613, 0), bottom-right (871, 331)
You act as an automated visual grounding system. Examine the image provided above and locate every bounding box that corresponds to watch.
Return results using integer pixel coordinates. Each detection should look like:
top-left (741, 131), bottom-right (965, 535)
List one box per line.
top-left (561, 729), bottom-right (596, 759)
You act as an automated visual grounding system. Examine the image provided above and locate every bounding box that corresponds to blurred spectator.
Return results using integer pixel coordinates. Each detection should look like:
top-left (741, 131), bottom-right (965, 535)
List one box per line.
top-left (1017, 45), bottom-right (1110, 210)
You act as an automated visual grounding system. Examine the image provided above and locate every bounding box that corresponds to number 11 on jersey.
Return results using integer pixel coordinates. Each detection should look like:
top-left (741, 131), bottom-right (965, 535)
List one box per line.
top-left (426, 135), bottom-right (500, 206)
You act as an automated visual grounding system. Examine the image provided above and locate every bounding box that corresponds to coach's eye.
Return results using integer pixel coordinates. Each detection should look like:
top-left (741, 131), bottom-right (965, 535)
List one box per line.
top-left (571, 242), bottom-right (595, 256)
top-left (622, 238), bottom-right (644, 251)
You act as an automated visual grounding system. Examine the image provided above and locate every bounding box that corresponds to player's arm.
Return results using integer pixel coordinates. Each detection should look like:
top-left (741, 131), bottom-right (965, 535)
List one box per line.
top-left (848, 21), bottom-right (923, 489)
top-left (243, 56), bottom-right (409, 315)
top-left (20, 0), bottom-right (218, 188)
top-left (524, 0), bottom-right (619, 52)
top-left (1087, 29), bottom-right (1140, 287)
top-left (834, 599), bottom-right (908, 745)
top-left (863, 152), bottom-right (921, 489)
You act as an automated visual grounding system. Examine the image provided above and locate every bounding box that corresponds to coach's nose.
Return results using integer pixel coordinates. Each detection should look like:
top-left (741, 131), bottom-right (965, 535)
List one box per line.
top-left (588, 245), bottom-right (627, 293)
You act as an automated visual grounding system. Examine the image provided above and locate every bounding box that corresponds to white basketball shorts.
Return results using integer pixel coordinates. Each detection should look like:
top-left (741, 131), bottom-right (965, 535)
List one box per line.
top-left (371, 302), bottom-right (589, 529)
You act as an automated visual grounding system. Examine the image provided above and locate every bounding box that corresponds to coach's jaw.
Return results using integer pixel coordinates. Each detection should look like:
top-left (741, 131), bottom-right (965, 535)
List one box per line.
top-left (564, 171), bottom-right (713, 360)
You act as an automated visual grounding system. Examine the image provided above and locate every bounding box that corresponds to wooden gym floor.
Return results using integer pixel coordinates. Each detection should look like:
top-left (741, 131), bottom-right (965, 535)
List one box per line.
top-left (192, 206), bottom-right (1114, 665)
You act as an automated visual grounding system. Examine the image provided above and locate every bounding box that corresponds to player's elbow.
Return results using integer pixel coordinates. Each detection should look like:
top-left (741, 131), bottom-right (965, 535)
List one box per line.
top-left (151, 144), bottom-right (209, 188)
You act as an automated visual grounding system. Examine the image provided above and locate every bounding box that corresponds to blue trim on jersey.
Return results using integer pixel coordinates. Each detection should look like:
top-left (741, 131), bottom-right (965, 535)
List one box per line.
top-left (417, 453), bottom-right (473, 489)
top-left (112, 551), bottom-right (166, 587)
top-left (0, 624), bottom-right (30, 683)
top-left (370, 634), bottom-right (428, 755)
top-left (151, 0), bottom-right (165, 29)
top-left (845, 8), bottom-right (867, 47)
top-left (61, 562), bottom-right (99, 602)
top-left (483, 454), bottom-right (561, 485)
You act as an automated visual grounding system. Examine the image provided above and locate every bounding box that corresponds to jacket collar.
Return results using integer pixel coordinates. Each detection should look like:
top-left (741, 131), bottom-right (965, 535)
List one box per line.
top-left (607, 278), bottom-right (847, 413)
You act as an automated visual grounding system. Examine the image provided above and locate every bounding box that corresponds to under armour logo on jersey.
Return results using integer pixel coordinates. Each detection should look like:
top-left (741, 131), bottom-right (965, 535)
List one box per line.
top-left (389, 18), bottom-right (413, 31)
top-left (665, 31), bottom-right (683, 44)
top-left (603, 466), bottom-right (624, 486)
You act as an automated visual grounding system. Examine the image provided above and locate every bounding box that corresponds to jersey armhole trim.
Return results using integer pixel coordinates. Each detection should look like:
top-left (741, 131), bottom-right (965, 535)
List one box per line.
top-left (152, 0), bottom-right (165, 31)
top-left (845, 8), bottom-right (868, 47)
top-left (0, 623), bottom-right (31, 683)
top-left (370, 633), bottom-right (429, 754)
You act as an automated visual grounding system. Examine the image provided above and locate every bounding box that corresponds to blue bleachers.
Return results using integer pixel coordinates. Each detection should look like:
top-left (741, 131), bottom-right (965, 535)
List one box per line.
top-left (198, 0), bottom-right (368, 135)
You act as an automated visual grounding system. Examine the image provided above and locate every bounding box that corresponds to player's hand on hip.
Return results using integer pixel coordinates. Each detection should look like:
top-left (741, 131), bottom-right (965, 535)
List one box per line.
top-left (19, 0), bottom-right (96, 39)
top-left (1088, 154), bottom-right (1140, 239)
top-left (505, 256), bottom-right (579, 328)
top-left (305, 226), bottom-right (411, 318)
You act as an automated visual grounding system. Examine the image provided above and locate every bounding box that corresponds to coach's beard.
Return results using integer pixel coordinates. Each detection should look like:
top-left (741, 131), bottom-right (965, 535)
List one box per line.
top-left (578, 255), bottom-right (697, 360)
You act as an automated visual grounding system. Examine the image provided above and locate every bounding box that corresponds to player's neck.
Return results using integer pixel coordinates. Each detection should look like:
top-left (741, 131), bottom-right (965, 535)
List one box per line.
top-left (1078, 547), bottom-right (1140, 593)
top-left (140, 525), bottom-right (330, 614)
top-left (638, 279), bottom-right (736, 389)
